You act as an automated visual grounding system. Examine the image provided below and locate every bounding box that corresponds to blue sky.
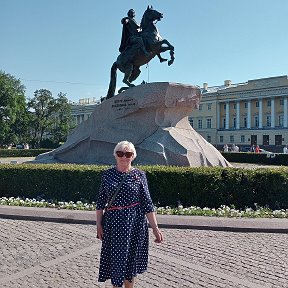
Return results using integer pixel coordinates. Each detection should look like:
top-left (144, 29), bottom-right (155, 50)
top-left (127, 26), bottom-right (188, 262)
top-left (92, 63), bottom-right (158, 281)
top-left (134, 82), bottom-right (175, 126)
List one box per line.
top-left (1, 0), bottom-right (288, 102)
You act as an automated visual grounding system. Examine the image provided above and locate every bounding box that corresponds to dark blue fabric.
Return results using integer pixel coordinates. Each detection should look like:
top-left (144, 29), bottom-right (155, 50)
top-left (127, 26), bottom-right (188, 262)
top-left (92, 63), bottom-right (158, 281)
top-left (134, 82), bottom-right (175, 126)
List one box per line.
top-left (97, 167), bottom-right (155, 287)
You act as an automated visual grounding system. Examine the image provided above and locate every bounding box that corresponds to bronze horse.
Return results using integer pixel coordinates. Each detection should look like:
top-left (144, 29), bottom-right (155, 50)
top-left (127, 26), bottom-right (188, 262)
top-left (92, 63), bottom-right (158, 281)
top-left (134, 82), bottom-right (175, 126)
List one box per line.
top-left (106, 6), bottom-right (175, 99)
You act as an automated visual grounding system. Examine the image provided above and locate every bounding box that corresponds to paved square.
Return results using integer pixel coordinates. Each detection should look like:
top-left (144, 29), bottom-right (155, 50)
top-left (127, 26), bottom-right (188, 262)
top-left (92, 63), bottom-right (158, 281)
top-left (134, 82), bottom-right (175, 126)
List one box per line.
top-left (0, 219), bottom-right (287, 287)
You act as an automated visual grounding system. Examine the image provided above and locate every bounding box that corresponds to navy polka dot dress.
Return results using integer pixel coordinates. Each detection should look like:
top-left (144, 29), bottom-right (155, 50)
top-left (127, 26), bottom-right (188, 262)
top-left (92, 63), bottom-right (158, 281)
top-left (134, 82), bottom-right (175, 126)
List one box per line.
top-left (96, 167), bottom-right (155, 287)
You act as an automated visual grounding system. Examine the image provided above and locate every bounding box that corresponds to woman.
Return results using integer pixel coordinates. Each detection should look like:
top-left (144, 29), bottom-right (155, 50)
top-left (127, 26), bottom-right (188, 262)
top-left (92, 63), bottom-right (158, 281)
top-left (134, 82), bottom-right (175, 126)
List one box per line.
top-left (96, 140), bottom-right (163, 288)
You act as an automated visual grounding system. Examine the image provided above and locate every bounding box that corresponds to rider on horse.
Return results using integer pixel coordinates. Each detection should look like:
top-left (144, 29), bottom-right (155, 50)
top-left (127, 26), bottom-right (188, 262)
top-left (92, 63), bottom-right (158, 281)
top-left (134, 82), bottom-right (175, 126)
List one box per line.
top-left (119, 9), bottom-right (150, 57)
top-left (119, 9), bottom-right (167, 63)
top-left (106, 6), bottom-right (174, 99)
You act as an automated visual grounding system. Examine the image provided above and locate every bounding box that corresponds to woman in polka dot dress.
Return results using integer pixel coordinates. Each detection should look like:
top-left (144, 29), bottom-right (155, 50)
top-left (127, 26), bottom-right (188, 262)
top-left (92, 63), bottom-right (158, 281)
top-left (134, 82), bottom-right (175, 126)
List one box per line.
top-left (96, 141), bottom-right (163, 288)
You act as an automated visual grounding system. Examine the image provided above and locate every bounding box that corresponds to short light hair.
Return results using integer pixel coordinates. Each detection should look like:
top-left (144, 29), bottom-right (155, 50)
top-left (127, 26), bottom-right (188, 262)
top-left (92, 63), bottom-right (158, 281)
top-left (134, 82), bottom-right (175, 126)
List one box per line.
top-left (113, 141), bottom-right (137, 158)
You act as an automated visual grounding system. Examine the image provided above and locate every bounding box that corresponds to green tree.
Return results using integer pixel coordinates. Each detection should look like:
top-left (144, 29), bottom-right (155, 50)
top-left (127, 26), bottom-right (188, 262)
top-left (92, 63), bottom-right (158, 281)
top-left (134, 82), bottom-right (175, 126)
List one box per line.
top-left (9, 107), bottom-right (30, 144)
top-left (27, 89), bottom-right (58, 147)
top-left (27, 89), bottom-right (74, 148)
top-left (52, 92), bottom-right (74, 144)
top-left (0, 71), bottom-right (27, 146)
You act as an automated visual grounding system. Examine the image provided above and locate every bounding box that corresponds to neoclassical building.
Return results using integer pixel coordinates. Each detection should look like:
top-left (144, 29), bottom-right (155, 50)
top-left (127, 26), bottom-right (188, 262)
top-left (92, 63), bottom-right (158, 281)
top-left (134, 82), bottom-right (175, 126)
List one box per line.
top-left (70, 97), bottom-right (100, 125)
top-left (189, 75), bottom-right (288, 152)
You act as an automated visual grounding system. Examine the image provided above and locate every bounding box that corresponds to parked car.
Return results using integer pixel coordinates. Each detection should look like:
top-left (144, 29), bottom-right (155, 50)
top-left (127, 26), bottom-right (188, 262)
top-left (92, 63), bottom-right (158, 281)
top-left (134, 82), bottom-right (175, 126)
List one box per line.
top-left (16, 143), bottom-right (29, 149)
top-left (16, 144), bottom-right (24, 149)
top-left (243, 147), bottom-right (252, 152)
top-left (259, 149), bottom-right (273, 154)
top-left (259, 149), bottom-right (276, 158)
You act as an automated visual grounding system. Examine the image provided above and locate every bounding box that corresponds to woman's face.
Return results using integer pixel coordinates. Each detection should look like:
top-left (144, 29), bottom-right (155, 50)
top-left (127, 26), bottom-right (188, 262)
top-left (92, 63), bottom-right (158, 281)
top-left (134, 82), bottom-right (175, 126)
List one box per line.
top-left (115, 146), bottom-right (135, 166)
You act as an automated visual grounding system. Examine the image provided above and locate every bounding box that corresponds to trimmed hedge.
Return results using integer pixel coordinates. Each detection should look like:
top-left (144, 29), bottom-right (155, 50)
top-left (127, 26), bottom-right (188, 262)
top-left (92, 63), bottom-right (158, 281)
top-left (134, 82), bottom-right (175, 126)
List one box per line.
top-left (2, 149), bottom-right (288, 166)
top-left (0, 164), bottom-right (288, 209)
top-left (0, 149), bottom-right (52, 157)
top-left (222, 152), bottom-right (288, 166)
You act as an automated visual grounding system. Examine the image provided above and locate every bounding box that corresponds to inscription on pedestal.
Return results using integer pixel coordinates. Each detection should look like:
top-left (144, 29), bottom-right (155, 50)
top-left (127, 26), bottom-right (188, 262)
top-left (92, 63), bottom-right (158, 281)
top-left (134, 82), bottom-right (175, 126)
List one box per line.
top-left (111, 97), bottom-right (137, 111)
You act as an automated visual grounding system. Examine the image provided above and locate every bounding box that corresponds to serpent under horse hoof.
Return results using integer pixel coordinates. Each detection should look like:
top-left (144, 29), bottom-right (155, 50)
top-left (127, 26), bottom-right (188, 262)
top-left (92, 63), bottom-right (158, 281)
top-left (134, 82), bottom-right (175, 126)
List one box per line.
top-left (118, 87), bottom-right (130, 93)
top-left (106, 6), bottom-right (175, 99)
top-left (123, 79), bottom-right (135, 87)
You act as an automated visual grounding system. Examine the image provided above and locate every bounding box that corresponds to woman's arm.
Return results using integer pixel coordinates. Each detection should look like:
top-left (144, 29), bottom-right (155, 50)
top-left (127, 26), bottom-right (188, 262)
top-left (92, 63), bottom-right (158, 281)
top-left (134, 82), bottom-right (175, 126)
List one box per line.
top-left (139, 171), bottom-right (163, 243)
top-left (96, 209), bottom-right (104, 240)
top-left (146, 211), bottom-right (163, 243)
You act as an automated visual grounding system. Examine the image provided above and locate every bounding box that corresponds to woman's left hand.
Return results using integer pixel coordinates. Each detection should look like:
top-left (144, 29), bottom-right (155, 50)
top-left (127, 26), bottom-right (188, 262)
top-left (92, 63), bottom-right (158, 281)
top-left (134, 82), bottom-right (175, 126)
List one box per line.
top-left (152, 227), bottom-right (163, 243)
top-left (97, 224), bottom-right (104, 241)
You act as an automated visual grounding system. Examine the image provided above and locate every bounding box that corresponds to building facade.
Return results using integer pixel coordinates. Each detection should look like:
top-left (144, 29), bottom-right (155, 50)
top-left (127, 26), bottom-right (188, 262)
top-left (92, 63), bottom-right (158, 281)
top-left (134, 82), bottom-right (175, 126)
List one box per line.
top-left (189, 75), bottom-right (288, 152)
top-left (70, 97), bottom-right (100, 125)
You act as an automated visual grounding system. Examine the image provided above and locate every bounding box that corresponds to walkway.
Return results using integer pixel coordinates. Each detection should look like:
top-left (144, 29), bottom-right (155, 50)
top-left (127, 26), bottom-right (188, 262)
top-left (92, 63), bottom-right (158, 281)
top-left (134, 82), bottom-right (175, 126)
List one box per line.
top-left (0, 206), bottom-right (288, 287)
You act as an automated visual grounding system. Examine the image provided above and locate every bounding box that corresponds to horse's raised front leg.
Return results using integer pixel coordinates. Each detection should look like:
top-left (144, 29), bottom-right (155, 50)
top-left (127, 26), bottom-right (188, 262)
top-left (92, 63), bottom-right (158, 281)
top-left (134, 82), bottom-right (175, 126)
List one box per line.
top-left (160, 39), bottom-right (174, 51)
top-left (157, 54), bottom-right (167, 63)
top-left (158, 39), bottom-right (175, 66)
top-left (168, 50), bottom-right (175, 66)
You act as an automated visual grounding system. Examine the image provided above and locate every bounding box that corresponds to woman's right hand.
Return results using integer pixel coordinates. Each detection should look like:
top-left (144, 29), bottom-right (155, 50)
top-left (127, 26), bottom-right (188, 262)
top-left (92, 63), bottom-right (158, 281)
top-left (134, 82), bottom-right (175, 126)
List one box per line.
top-left (152, 227), bottom-right (163, 243)
top-left (97, 224), bottom-right (103, 240)
top-left (96, 209), bottom-right (104, 240)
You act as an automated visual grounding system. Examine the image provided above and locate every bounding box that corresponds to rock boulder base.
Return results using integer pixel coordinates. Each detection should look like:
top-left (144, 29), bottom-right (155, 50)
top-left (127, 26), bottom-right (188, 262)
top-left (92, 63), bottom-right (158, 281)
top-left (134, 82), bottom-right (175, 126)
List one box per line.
top-left (36, 82), bottom-right (231, 167)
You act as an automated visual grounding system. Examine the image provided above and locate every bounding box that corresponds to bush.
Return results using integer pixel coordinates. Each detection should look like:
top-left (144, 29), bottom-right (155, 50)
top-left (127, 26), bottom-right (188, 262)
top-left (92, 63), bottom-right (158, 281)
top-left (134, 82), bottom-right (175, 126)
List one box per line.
top-left (0, 149), bottom-right (52, 157)
top-left (0, 164), bottom-right (288, 209)
top-left (222, 152), bottom-right (288, 166)
top-left (40, 139), bottom-right (60, 149)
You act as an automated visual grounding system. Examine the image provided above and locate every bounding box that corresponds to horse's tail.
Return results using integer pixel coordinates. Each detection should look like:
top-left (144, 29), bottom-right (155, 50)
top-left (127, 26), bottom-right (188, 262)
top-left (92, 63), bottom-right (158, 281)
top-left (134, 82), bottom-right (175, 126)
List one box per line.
top-left (106, 62), bottom-right (118, 99)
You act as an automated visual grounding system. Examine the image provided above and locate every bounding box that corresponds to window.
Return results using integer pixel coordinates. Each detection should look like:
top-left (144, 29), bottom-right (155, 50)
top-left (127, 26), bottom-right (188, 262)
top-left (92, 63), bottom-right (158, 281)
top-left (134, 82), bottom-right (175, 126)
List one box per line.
top-left (223, 118), bottom-right (226, 128)
top-left (244, 117), bottom-right (247, 128)
top-left (233, 103), bottom-right (236, 109)
top-left (255, 116), bottom-right (259, 127)
top-left (275, 135), bottom-right (282, 146)
top-left (251, 135), bottom-right (257, 145)
top-left (224, 104), bottom-right (226, 110)
top-left (267, 99), bottom-right (271, 107)
top-left (220, 136), bottom-right (223, 143)
top-left (263, 135), bottom-right (269, 145)
top-left (199, 104), bottom-right (203, 111)
top-left (240, 135), bottom-right (245, 143)
top-left (230, 135), bottom-right (234, 143)
top-left (266, 115), bottom-right (271, 127)
top-left (198, 119), bottom-right (202, 129)
top-left (207, 135), bottom-right (211, 142)
top-left (244, 102), bottom-right (248, 108)
top-left (206, 118), bottom-right (212, 129)
top-left (207, 103), bottom-right (212, 110)
top-left (189, 118), bottom-right (194, 127)
top-left (255, 101), bottom-right (259, 108)
top-left (233, 117), bottom-right (236, 128)
top-left (279, 115), bottom-right (284, 127)
top-left (280, 99), bottom-right (284, 106)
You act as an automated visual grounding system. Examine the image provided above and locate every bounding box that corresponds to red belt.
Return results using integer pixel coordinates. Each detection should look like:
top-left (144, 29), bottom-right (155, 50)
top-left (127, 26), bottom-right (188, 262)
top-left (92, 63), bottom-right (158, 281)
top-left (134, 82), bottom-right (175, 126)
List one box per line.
top-left (106, 202), bottom-right (140, 211)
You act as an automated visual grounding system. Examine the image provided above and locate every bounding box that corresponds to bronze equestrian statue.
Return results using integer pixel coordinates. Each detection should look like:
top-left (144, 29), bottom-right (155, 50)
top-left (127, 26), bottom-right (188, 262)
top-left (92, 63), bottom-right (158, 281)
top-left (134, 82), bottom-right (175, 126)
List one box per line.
top-left (106, 6), bottom-right (175, 99)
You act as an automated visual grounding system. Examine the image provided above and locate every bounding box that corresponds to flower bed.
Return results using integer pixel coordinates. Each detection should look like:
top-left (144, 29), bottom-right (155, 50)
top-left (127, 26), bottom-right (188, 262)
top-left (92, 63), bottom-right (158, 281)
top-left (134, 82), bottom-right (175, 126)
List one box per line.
top-left (1, 197), bottom-right (287, 218)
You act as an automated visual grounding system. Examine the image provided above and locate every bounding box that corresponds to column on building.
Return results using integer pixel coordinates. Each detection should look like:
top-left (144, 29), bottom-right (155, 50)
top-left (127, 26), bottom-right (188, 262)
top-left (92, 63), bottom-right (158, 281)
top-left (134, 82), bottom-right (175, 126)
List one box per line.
top-left (217, 102), bottom-right (221, 129)
top-left (236, 100), bottom-right (240, 129)
top-left (247, 100), bottom-right (251, 128)
top-left (284, 96), bottom-right (288, 128)
top-left (225, 101), bottom-right (230, 129)
top-left (271, 97), bottom-right (275, 128)
top-left (259, 98), bottom-right (263, 128)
